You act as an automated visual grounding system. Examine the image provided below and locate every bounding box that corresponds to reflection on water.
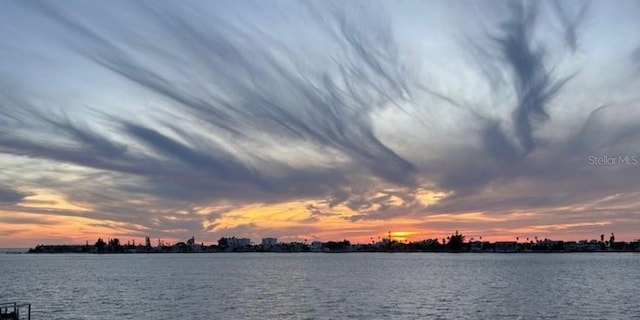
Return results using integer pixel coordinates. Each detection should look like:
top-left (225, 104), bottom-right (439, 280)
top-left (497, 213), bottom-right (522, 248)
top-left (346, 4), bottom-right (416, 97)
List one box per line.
top-left (1, 253), bottom-right (638, 319)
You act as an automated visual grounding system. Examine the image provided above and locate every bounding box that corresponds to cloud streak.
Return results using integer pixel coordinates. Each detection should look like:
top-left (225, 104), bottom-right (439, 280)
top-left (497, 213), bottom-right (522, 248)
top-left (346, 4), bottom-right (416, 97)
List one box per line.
top-left (48, 1), bottom-right (415, 182)
top-left (0, 185), bottom-right (29, 204)
top-left (485, 2), bottom-right (574, 158)
top-left (551, 0), bottom-right (591, 54)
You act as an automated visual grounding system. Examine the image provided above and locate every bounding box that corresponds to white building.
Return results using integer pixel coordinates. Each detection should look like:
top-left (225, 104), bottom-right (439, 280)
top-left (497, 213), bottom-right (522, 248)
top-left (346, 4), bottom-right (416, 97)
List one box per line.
top-left (228, 237), bottom-right (251, 247)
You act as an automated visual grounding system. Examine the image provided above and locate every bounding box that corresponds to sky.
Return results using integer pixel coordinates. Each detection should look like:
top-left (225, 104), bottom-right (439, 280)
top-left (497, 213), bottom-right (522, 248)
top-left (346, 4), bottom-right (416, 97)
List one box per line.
top-left (1, 0), bottom-right (640, 247)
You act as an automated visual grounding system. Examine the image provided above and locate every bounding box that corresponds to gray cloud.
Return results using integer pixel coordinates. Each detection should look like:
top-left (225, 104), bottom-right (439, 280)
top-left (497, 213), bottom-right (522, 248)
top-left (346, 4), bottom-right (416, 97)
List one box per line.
top-left (634, 1), bottom-right (640, 74)
top-left (494, 1), bottom-right (574, 155)
top-left (305, 204), bottom-right (338, 219)
top-left (44, 1), bottom-right (414, 182)
top-left (569, 104), bottom-right (640, 156)
top-left (0, 185), bottom-right (29, 204)
top-left (0, 214), bottom-right (60, 226)
top-left (633, 46), bottom-right (640, 74)
top-left (449, 1), bottom-right (579, 171)
top-left (550, 0), bottom-right (591, 54)
top-left (416, 1), bottom-right (588, 196)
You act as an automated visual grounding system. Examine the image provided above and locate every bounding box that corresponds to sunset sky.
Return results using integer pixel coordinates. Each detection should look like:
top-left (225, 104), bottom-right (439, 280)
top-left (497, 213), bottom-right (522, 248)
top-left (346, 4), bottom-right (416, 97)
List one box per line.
top-left (1, 1), bottom-right (640, 247)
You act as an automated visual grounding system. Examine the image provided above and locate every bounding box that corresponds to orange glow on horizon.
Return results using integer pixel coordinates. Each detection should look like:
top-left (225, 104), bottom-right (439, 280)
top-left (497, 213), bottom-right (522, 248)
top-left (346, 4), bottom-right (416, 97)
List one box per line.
top-left (1, 188), bottom-right (637, 247)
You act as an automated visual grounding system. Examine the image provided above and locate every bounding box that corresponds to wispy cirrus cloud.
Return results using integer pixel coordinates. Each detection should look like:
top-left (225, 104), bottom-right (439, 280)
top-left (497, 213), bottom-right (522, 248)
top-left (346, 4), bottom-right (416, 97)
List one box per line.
top-left (1, 0), bottom-right (639, 243)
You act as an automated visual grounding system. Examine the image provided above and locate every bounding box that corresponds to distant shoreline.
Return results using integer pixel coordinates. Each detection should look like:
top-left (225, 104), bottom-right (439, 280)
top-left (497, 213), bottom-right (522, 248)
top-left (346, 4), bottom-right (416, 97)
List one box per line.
top-left (22, 234), bottom-right (640, 254)
top-left (0, 248), bottom-right (28, 254)
top-left (20, 251), bottom-right (640, 254)
top-left (25, 245), bottom-right (640, 255)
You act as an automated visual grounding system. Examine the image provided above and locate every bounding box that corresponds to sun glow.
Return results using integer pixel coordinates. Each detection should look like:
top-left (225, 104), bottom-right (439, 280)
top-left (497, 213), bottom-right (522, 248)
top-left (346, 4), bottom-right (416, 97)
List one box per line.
top-left (387, 230), bottom-right (418, 243)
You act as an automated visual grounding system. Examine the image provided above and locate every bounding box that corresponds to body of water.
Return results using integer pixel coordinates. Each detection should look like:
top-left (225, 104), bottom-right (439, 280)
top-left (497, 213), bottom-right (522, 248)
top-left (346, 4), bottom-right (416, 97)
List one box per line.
top-left (1, 253), bottom-right (638, 319)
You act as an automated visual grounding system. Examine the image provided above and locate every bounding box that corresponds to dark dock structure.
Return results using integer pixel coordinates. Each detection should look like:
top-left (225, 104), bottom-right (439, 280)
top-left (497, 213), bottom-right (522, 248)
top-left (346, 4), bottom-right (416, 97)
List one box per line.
top-left (0, 302), bottom-right (30, 320)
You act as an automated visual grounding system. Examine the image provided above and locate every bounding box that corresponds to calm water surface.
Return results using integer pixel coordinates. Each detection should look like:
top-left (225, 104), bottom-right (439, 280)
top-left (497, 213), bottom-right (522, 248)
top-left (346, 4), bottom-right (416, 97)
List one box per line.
top-left (1, 253), bottom-right (638, 319)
